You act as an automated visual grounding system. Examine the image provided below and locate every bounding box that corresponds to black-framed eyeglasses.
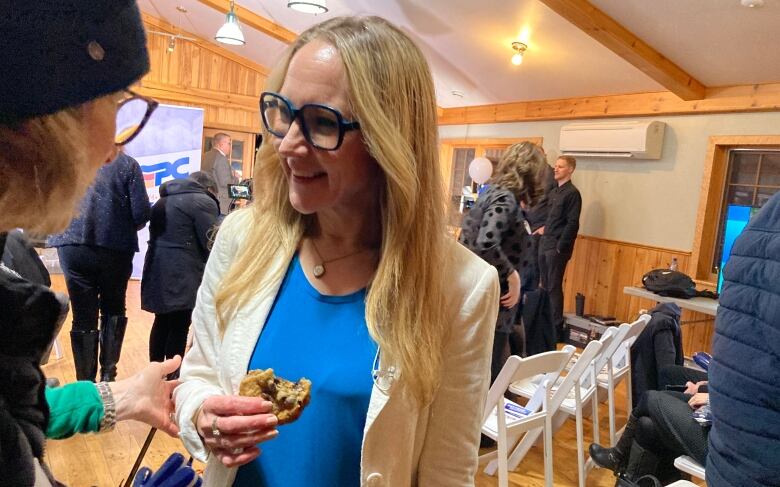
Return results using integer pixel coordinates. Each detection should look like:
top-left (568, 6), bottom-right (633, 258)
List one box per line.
top-left (115, 89), bottom-right (159, 146)
top-left (259, 91), bottom-right (360, 151)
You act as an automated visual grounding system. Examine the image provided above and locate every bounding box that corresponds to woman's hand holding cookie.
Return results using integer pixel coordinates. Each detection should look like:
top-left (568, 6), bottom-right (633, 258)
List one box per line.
top-left (195, 395), bottom-right (279, 468)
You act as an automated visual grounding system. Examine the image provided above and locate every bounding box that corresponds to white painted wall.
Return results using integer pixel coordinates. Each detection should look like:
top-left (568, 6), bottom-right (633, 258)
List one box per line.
top-left (440, 112), bottom-right (780, 251)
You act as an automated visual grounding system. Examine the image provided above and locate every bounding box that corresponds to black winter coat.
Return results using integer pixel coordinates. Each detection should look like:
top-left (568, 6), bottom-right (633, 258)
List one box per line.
top-left (141, 179), bottom-right (219, 314)
top-left (630, 302), bottom-right (683, 407)
top-left (0, 267), bottom-right (67, 486)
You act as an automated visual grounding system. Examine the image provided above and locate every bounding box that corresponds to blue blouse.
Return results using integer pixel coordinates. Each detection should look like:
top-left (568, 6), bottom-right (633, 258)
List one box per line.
top-left (233, 255), bottom-right (376, 487)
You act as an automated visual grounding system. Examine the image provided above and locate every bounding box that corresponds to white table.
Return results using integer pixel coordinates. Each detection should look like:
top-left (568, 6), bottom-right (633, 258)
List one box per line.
top-left (623, 286), bottom-right (719, 316)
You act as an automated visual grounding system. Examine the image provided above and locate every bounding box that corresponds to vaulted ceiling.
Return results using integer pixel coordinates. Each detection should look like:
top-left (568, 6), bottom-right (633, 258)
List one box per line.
top-left (138, 0), bottom-right (780, 108)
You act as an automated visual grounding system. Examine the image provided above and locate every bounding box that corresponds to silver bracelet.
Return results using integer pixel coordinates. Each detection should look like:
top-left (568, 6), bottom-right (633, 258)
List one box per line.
top-left (96, 381), bottom-right (117, 432)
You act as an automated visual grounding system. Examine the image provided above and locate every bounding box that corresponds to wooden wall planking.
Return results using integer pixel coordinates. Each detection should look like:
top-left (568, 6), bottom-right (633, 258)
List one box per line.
top-left (136, 14), bottom-right (266, 133)
top-left (562, 235), bottom-right (715, 354)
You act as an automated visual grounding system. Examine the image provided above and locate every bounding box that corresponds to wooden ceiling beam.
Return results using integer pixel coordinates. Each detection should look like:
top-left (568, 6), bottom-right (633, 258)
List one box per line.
top-left (197, 0), bottom-right (297, 44)
top-left (438, 82), bottom-right (780, 125)
top-left (538, 0), bottom-right (706, 101)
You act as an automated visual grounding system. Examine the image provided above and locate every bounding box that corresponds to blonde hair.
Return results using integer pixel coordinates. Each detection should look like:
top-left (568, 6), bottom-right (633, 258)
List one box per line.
top-left (489, 141), bottom-right (546, 205)
top-left (215, 16), bottom-right (447, 406)
top-left (558, 155), bottom-right (576, 170)
top-left (0, 98), bottom-right (115, 235)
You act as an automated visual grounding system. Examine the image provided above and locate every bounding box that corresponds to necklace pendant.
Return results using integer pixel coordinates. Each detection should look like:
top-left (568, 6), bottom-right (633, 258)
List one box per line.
top-left (313, 264), bottom-right (325, 278)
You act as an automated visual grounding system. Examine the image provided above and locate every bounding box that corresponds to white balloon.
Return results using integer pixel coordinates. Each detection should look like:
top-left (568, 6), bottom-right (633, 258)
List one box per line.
top-left (468, 157), bottom-right (493, 184)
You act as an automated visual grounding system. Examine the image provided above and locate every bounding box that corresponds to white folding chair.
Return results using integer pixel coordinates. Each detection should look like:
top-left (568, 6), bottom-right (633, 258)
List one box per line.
top-left (487, 339), bottom-right (604, 487)
top-left (674, 455), bottom-right (706, 480)
top-left (509, 330), bottom-right (617, 485)
top-left (479, 347), bottom-right (576, 487)
top-left (596, 314), bottom-right (651, 446)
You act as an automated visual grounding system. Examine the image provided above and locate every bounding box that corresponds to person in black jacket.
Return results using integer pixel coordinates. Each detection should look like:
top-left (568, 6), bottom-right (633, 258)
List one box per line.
top-left (142, 172), bottom-right (220, 368)
top-left (630, 302), bottom-right (684, 407)
top-left (535, 155), bottom-right (582, 342)
top-left (48, 151), bottom-right (151, 382)
top-left (589, 389), bottom-right (711, 483)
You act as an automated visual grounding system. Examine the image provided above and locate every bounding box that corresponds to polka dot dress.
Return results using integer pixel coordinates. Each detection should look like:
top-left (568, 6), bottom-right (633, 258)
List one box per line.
top-left (459, 185), bottom-right (534, 333)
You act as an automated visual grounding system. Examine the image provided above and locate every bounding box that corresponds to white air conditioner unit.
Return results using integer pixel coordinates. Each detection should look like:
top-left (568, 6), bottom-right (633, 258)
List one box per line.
top-left (559, 121), bottom-right (665, 159)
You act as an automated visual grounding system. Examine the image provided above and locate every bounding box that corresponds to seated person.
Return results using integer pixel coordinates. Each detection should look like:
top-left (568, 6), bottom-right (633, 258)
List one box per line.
top-left (631, 302), bottom-right (683, 407)
top-left (590, 390), bottom-right (710, 483)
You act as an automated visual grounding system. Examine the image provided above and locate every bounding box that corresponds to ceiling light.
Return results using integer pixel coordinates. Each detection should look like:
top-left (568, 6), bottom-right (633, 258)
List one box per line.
top-left (511, 41), bottom-right (527, 66)
top-left (215, 0), bottom-right (245, 45)
top-left (287, 0), bottom-right (328, 15)
top-left (451, 90), bottom-right (465, 98)
top-left (740, 0), bottom-right (764, 7)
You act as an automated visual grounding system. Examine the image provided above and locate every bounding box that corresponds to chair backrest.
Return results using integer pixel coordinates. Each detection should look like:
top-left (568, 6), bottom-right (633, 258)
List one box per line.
top-left (483, 347), bottom-right (576, 424)
top-left (549, 339), bottom-right (603, 411)
top-left (613, 314), bottom-right (651, 367)
top-left (592, 323), bottom-right (631, 373)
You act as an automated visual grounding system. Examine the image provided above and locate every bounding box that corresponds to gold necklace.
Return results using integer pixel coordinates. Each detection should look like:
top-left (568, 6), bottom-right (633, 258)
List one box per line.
top-left (309, 239), bottom-right (374, 278)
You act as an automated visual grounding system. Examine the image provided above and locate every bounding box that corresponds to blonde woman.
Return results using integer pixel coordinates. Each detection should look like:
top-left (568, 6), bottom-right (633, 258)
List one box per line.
top-left (174, 16), bottom-right (500, 487)
top-left (1, 2), bottom-right (184, 485)
top-left (459, 142), bottom-right (546, 381)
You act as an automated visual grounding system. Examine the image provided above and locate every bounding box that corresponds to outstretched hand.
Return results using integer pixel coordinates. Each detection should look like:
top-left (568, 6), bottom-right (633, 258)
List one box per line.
top-left (110, 356), bottom-right (182, 436)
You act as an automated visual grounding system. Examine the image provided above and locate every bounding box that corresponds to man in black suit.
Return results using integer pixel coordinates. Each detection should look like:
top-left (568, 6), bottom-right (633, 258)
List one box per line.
top-left (201, 132), bottom-right (237, 214)
top-left (535, 155), bottom-right (582, 342)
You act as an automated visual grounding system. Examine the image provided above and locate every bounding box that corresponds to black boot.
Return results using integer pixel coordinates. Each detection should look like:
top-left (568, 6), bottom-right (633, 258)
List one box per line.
top-left (589, 412), bottom-right (640, 473)
top-left (619, 441), bottom-right (660, 483)
top-left (99, 315), bottom-right (127, 382)
top-left (70, 329), bottom-right (99, 382)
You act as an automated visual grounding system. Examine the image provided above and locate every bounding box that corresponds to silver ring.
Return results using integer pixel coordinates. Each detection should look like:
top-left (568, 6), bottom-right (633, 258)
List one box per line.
top-left (211, 417), bottom-right (221, 438)
top-left (231, 447), bottom-right (244, 455)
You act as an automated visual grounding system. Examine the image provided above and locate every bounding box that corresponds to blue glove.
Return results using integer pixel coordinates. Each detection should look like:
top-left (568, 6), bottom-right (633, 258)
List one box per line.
top-left (693, 351), bottom-right (712, 371)
top-left (133, 453), bottom-right (202, 487)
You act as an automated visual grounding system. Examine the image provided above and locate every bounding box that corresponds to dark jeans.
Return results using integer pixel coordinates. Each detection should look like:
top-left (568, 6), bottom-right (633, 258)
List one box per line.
top-left (539, 246), bottom-right (571, 341)
top-left (634, 390), bottom-right (709, 467)
top-left (57, 245), bottom-right (133, 332)
top-left (149, 309), bottom-right (192, 362)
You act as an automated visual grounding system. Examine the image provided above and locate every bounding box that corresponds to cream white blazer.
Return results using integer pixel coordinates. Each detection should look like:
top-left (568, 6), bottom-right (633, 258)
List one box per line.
top-left (174, 210), bottom-right (499, 487)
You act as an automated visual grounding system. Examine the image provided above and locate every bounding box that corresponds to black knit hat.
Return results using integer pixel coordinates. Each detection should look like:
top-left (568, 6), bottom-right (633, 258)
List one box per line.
top-left (0, 1), bottom-right (150, 124)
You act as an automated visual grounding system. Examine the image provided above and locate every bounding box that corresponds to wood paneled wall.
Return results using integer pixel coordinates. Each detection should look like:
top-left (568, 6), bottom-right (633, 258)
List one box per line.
top-left (136, 14), bottom-right (266, 133)
top-left (562, 235), bottom-right (715, 355)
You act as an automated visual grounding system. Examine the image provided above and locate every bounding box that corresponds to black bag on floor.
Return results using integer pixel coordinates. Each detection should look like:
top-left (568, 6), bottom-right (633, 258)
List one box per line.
top-left (642, 269), bottom-right (718, 299)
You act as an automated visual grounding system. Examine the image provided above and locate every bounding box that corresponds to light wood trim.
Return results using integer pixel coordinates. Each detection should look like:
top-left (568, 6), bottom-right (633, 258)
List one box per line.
top-left (438, 82), bottom-right (780, 125)
top-left (578, 234), bottom-right (689, 255)
top-left (440, 137), bottom-right (543, 146)
top-left (562, 234), bottom-right (714, 354)
top-left (197, 0), bottom-right (297, 44)
top-left (137, 80), bottom-right (258, 111)
top-left (141, 12), bottom-right (269, 75)
top-left (538, 0), bottom-right (705, 100)
top-left (689, 135), bottom-right (780, 283)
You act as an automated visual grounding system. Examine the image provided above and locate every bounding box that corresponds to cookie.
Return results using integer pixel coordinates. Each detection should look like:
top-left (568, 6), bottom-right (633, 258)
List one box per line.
top-left (239, 368), bottom-right (312, 425)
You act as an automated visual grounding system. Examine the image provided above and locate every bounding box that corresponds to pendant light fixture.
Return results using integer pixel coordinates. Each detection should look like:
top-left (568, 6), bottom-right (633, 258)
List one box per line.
top-left (215, 0), bottom-right (246, 46)
top-left (287, 0), bottom-right (328, 15)
top-left (511, 41), bottom-right (527, 66)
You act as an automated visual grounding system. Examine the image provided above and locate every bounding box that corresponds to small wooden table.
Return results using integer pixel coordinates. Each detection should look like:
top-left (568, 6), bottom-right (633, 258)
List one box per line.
top-left (623, 286), bottom-right (719, 316)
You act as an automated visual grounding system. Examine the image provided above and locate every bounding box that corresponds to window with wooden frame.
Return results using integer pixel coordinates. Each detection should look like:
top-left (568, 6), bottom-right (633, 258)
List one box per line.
top-left (439, 137), bottom-right (543, 229)
top-left (690, 136), bottom-right (780, 287)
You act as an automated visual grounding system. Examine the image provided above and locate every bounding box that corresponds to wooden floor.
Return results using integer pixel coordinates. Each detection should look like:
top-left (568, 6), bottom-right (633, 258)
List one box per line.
top-left (44, 276), bottom-right (645, 487)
